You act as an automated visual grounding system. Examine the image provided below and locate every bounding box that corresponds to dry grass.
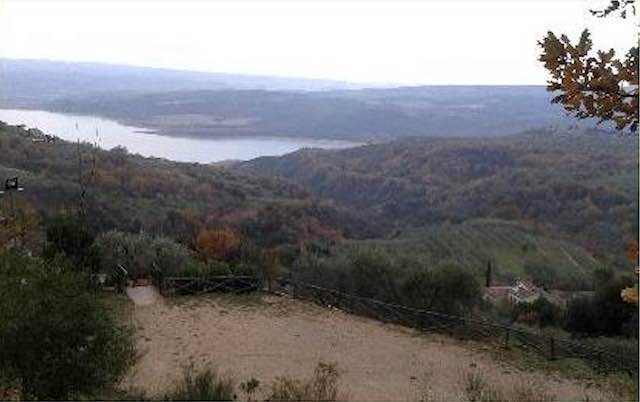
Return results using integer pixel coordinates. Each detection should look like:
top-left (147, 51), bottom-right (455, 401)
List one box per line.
top-left (460, 370), bottom-right (555, 402)
top-left (269, 361), bottom-right (343, 401)
top-left (163, 365), bottom-right (235, 401)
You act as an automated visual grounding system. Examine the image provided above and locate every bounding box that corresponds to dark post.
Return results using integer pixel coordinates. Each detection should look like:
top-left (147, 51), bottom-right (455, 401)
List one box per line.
top-left (548, 336), bottom-right (556, 360)
top-left (504, 327), bottom-right (510, 348)
top-left (485, 259), bottom-right (492, 287)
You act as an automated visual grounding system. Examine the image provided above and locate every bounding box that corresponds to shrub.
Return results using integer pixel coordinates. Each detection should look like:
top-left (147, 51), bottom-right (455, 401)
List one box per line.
top-left (461, 371), bottom-right (555, 402)
top-left (0, 253), bottom-right (134, 399)
top-left (512, 297), bottom-right (563, 328)
top-left (195, 227), bottom-right (242, 262)
top-left (461, 371), bottom-right (504, 402)
top-left (164, 366), bottom-right (235, 401)
top-left (269, 361), bottom-right (342, 401)
top-left (44, 213), bottom-right (100, 272)
top-left (96, 230), bottom-right (194, 280)
top-left (564, 275), bottom-right (637, 336)
top-left (511, 380), bottom-right (555, 402)
top-left (295, 249), bottom-right (481, 315)
top-left (430, 262), bottom-right (482, 314)
top-left (239, 377), bottom-right (260, 401)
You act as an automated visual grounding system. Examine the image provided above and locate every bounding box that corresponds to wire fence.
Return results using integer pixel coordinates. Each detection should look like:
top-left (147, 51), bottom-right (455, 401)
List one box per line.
top-left (277, 278), bottom-right (638, 374)
top-left (160, 275), bottom-right (259, 295)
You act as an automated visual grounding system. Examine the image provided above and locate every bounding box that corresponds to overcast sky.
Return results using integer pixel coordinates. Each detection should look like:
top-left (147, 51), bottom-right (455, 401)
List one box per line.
top-left (0, 0), bottom-right (636, 85)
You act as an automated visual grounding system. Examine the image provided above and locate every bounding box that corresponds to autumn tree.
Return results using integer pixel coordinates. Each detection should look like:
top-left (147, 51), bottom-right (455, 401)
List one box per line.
top-left (538, 0), bottom-right (638, 132)
top-left (0, 201), bottom-right (40, 252)
top-left (195, 227), bottom-right (242, 262)
top-left (621, 240), bottom-right (639, 304)
top-left (262, 249), bottom-right (286, 291)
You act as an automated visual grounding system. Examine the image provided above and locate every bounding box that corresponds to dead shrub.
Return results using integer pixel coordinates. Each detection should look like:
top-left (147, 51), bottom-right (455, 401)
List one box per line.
top-left (269, 361), bottom-right (343, 401)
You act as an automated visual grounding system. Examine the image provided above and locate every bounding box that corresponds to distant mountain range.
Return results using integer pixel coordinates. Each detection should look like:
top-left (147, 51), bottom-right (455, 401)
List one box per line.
top-left (0, 58), bottom-right (599, 140)
top-left (0, 58), bottom-right (368, 104)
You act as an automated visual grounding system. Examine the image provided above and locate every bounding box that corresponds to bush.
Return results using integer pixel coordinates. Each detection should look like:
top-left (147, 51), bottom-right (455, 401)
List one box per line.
top-left (96, 230), bottom-right (194, 280)
top-left (164, 366), bottom-right (235, 401)
top-left (511, 297), bottom-right (563, 328)
top-left (269, 361), bottom-right (342, 401)
top-left (0, 253), bottom-right (134, 399)
top-left (564, 275), bottom-right (637, 337)
top-left (461, 371), bottom-right (504, 402)
top-left (295, 249), bottom-right (481, 315)
top-left (401, 262), bottom-right (481, 315)
top-left (461, 370), bottom-right (555, 402)
top-left (44, 213), bottom-right (100, 272)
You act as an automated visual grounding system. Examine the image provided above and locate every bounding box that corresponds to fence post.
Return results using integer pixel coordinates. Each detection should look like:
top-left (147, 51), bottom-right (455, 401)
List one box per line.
top-left (504, 327), bottom-right (510, 349)
top-left (548, 336), bottom-right (556, 360)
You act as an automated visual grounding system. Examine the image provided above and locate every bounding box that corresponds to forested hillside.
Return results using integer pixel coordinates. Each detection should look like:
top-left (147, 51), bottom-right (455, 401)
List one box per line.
top-left (241, 128), bottom-right (638, 269)
top-left (2, 121), bottom-right (636, 285)
top-left (0, 122), bottom-right (378, 250)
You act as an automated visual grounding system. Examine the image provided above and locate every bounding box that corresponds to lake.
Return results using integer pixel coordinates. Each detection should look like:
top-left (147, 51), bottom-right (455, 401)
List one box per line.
top-left (0, 109), bottom-right (359, 163)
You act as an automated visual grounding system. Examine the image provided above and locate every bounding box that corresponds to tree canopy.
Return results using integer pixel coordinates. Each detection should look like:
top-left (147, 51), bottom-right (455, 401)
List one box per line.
top-left (539, 0), bottom-right (638, 132)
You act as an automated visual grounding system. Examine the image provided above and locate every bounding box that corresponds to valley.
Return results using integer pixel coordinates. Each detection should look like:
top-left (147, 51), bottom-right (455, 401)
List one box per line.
top-left (1, 0), bottom-right (638, 400)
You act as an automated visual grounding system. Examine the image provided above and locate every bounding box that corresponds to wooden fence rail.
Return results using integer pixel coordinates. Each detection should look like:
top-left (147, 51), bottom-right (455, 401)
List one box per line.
top-left (278, 278), bottom-right (638, 374)
top-left (160, 275), bottom-right (259, 295)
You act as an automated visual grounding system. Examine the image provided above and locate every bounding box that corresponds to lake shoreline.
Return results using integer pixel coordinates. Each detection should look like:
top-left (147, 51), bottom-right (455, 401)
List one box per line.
top-left (0, 108), bottom-right (363, 163)
top-left (0, 105), bottom-right (377, 143)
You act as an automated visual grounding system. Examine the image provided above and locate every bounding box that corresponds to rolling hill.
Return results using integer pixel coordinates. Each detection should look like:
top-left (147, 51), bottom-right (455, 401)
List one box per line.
top-left (240, 128), bottom-right (638, 270)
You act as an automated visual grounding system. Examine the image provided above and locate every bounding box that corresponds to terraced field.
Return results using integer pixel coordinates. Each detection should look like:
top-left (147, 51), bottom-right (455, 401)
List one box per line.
top-left (343, 219), bottom-right (599, 288)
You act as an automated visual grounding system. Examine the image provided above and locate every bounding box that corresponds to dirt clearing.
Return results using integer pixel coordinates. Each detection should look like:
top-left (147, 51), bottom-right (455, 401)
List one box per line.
top-left (120, 293), bottom-right (612, 401)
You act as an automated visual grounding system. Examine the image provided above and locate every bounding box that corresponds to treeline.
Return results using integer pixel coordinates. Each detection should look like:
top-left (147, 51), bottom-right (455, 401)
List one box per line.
top-left (293, 248), bottom-right (482, 315)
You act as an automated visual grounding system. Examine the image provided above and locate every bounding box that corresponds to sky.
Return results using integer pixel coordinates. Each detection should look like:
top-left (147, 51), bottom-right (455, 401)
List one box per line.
top-left (0, 0), bottom-right (636, 85)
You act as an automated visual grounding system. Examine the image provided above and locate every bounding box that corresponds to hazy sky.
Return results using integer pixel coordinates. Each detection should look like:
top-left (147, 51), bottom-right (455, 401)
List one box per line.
top-left (0, 0), bottom-right (636, 85)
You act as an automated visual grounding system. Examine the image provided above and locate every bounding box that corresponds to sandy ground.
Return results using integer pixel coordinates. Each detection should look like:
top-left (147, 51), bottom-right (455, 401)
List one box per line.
top-left (125, 286), bottom-right (161, 306)
top-left (119, 293), bottom-right (612, 401)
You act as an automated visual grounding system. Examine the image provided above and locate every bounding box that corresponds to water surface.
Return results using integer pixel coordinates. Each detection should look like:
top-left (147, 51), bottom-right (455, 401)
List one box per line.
top-left (0, 109), bottom-right (359, 163)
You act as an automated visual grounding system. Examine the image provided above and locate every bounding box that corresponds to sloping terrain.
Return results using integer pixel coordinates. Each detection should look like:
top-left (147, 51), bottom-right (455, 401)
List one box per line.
top-left (241, 129), bottom-right (638, 269)
top-left (119, 293), bottom-right (614, 401)
top-left (339, 219), bottom-right (601, 288)
top-left (0, 123), bottom-right (377, 246)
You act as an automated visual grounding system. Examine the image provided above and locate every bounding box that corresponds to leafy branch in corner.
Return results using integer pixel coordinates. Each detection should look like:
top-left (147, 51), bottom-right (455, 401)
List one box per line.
top-left (538, 1), bottom-right (638, 133)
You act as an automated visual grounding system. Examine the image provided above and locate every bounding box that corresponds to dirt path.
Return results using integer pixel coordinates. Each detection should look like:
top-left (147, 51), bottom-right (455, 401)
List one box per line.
top-left (120, 294), bottom-right (611, 401)
top-left (125, 285), bottom-right (161, 306)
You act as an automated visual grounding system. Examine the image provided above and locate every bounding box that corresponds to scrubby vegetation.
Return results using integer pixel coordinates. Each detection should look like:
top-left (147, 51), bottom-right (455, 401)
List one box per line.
top-left (163, 366), bottom-right (236, 401)
top-left (294, 248), bottom-right (482, 315)
top-left (0, 253), bottom-right (135, 400)
top-left (458, 370), bottom-right (555, 402)
top-left (268, 362), bottom-right (343, 401)
top-left (564, 274), bottom-right (638, 337)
